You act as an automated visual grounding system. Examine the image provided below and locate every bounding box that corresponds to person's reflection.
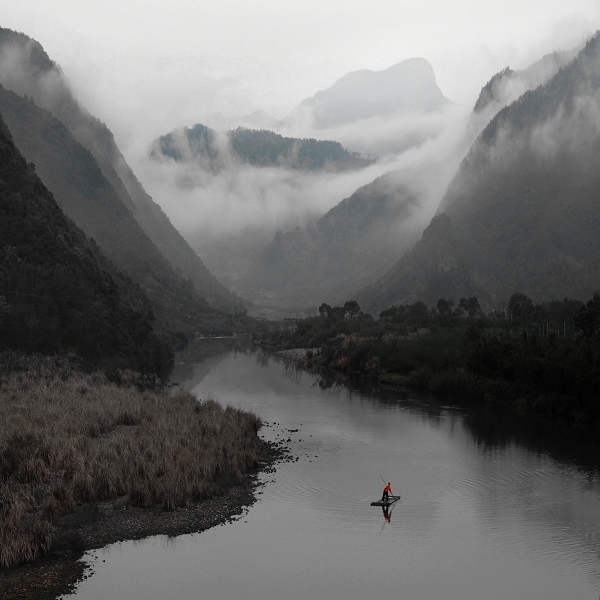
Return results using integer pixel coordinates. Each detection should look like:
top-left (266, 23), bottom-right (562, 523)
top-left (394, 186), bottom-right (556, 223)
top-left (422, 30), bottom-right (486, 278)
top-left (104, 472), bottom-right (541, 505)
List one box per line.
top-left (382, 505), bottom-right (391, 522)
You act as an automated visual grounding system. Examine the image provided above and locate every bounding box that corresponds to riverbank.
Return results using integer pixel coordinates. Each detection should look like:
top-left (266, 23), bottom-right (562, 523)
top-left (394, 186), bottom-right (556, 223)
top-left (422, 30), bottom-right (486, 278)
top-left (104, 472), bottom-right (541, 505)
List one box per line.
top-left (0, 353), bottom-right (288, 595)
top-left (255, 307), bottom-right (600, 431)
top-left (0, 439), bottom-right (285, 600)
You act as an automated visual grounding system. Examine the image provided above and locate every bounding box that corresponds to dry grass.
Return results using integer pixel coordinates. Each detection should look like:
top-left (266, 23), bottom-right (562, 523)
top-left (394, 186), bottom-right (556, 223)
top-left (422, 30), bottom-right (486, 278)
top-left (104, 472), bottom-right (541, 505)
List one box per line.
top-left (0, 360), bottom-right (262, 569)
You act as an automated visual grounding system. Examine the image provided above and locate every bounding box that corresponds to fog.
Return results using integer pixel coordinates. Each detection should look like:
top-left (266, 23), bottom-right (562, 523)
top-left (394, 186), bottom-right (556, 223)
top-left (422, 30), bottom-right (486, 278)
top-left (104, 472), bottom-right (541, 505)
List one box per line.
top-left (133, 101), bottom-right (468, 236)
top-left (2, 1), bottom-right (600, 294)
top-left (4, 1), bottom-right (598, 150)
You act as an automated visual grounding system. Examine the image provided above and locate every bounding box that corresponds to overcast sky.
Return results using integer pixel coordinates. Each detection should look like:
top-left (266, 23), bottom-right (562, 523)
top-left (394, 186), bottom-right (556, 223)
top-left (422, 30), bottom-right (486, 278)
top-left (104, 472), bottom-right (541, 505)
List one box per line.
top-left (3, 0), bottom-right (600, 149)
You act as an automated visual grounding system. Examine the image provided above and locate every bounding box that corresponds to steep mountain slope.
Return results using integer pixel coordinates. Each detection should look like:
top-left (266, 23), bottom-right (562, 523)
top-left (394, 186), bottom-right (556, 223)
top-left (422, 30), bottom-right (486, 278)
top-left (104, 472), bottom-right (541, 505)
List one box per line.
top-left (356, 214), bottom-right (487, 312)
top-left (0, 85), bottom-right (185, 294)
top-left (473, 48), bottom-right (579, 116)
top-left (358, 33), bottom-right (600, 314)
top-left (0, 84), bottom-right (244, 340)
top-left (0, 112), bottom-right (170, 370)
top-left (152, 124), bottom-right (374, 171)
top-left (0, 27), bottom-right (240, 311)
top-left (242, 174), bottom-right (420, 307)
top-left (284, 58), bottom-right (449, 129)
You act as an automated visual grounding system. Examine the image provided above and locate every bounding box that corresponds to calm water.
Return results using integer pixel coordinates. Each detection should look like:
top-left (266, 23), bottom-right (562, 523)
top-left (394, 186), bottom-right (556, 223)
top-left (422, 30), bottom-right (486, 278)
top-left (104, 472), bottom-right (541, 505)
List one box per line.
top-left (70, 338), bottom-right (600, 600)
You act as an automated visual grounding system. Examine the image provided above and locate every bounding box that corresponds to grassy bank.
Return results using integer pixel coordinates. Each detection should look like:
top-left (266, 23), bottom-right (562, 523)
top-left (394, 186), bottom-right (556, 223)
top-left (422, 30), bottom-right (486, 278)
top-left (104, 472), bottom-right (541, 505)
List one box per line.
top-left (0, 356), bottom-right (263, 569)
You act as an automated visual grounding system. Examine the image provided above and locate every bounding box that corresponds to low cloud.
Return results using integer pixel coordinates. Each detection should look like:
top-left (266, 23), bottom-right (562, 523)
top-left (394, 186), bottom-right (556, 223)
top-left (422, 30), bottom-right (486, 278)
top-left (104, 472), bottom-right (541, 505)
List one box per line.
top-left (131, 101), bottom-right (472, 246)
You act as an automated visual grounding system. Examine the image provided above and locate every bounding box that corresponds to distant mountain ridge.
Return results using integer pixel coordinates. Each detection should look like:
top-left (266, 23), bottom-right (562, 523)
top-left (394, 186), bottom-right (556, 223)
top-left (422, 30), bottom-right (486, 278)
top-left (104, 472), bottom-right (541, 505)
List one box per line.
top-left (284, 58), bottom-right (449, 129)
top-left (357, 32), bottom-right (600, 314)
top-left (152, 124), bottom-right (374, 171)
top-left (0, 27), bottom-right (241, 312)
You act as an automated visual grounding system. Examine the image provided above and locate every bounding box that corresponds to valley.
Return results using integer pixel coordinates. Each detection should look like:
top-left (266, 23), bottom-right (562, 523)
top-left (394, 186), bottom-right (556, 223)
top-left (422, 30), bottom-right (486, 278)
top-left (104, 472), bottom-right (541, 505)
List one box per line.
top-left (1, 11), bottom-right (600, 599)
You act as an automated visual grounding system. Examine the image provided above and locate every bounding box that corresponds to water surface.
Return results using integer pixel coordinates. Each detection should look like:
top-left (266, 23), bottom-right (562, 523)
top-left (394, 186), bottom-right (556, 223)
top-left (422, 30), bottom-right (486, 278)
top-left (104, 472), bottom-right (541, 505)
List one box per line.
top-left (71, 338), bottom-right (600, 599)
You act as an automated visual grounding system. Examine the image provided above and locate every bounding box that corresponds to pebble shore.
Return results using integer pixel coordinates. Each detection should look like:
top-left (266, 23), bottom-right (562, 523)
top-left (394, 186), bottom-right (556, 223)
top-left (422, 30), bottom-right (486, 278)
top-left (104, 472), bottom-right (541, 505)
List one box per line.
top-left (0, 440), bottom-right (288, 600)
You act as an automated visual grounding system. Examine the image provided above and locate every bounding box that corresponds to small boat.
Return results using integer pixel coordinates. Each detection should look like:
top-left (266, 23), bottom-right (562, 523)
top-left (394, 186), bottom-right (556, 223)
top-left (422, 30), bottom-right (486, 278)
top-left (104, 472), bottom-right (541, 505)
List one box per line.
top-left (370, 495), bottom-right (401, 506)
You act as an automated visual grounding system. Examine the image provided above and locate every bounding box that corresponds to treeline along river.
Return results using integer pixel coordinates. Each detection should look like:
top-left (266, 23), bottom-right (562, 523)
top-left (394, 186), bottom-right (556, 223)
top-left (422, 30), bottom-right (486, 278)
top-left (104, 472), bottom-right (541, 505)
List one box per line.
top-left (69, 337), bottom-right (600, 600)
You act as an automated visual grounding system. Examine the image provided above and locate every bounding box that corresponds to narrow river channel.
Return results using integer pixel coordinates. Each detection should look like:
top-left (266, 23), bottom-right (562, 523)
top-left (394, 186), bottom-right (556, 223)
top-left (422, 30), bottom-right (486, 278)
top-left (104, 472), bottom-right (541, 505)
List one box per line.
top-left (70, 337), bottom-right (600, 600)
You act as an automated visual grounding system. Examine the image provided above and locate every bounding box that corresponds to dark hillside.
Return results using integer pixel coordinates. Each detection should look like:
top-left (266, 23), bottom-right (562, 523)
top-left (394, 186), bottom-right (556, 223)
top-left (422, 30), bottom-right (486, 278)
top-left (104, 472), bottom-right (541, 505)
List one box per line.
top-left (440, 32), bottom-right (600, 301)
top-left (358, 33), bottom-right (600, 313)
top-left (0, 27), bottom-right (241, 311)
top-left (0, 86), bottom-right (238, 340)
top-left (356, 214), bottom-right (486, 312)
top-left (0, 113), bottom-right (169, 370)
top-left (0, 86), bottom-right (183, 293)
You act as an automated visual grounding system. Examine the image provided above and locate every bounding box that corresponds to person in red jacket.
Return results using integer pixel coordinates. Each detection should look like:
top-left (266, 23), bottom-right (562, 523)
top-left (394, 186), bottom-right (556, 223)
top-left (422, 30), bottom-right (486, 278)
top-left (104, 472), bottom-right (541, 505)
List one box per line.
top-left (382, 482), bottom-right (392, 502)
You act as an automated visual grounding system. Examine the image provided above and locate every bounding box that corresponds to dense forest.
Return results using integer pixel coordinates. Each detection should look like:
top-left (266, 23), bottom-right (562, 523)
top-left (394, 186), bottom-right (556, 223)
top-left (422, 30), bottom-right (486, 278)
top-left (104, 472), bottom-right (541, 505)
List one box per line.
top-left (0, 85), bottom-right (252, 342)
top-left (259, 292), bottom-right (600, 431)
top-left (0, 114), bottom-right (171, 371)
top-left (154, 123), bottom-right (374, 171)
top-left (0, 27), bottom-right (242, 312)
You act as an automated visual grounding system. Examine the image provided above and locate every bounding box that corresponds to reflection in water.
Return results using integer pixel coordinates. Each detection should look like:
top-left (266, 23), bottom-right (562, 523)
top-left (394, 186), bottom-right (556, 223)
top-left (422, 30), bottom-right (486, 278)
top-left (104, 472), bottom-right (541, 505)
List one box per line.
top-left (381, 503), bottom-right (394, 522)
top-left (464, 406), bottom-right (600, 479)
top-left (71, 338), bottom-right (600, 600)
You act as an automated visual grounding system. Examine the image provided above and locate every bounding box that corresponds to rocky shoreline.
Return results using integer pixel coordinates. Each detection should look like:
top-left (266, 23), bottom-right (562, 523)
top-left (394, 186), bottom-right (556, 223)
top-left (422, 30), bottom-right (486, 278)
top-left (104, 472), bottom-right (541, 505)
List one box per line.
top-left (0, 439), bottom-right (288, 600)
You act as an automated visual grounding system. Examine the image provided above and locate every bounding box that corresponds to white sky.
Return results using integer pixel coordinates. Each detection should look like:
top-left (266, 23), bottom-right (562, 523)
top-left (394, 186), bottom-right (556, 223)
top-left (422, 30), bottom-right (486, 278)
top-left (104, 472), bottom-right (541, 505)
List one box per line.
top-left (3, 0), bottom-right (600, 149)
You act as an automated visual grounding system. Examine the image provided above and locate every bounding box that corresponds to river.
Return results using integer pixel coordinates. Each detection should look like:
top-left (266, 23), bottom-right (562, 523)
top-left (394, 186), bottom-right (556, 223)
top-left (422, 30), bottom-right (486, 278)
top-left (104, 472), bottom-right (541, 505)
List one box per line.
top-left (70, 337), bottom-right (600, 599)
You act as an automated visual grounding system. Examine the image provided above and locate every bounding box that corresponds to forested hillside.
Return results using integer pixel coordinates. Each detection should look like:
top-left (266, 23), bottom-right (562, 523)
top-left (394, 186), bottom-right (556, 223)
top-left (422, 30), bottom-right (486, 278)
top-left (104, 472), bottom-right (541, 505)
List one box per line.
top-left (358, 33), bottom-right (600, 314)
top-left (243, 174), bottom-right (419, 308)
top-left (0, 85), bottom-right (243, 340)
top-left (153, 124), bottom-right (373, 171)
top-left (0, 113), bottom-right (170, 370)
top-left (472, 47), bottom-right (578, 117)
top-left (0, 86), bottom-right (186, 295)
top-left (0, 27), bottom-right (241, 311)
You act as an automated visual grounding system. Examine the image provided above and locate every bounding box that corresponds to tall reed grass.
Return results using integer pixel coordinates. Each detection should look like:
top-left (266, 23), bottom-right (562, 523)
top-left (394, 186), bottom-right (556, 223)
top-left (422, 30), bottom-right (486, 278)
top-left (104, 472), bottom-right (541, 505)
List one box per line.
top-left (0, 358), bottom-right (262, 569)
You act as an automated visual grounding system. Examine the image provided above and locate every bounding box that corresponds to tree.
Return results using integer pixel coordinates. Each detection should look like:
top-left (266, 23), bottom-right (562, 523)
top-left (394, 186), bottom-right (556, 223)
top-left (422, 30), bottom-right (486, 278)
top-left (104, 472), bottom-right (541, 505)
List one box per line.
top-left (459, 296), bottom-right (482, 318)
top-left (574, 293), bottom-right (600, 347)
top-left (408, 301), bottom-right (429, 319)
top-left (436, 298), bottom-right (455, 318)
top-left (343, 300), bottom-right (361, 319)
top-left (507, 293), bottom-right (534, 324)
top-left (318, 303), bottom-right (333, 319)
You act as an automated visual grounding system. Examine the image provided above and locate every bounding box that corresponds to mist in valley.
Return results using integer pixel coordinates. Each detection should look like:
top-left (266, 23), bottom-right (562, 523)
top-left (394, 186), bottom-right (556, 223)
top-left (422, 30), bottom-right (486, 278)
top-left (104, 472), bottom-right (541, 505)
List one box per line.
top-left (5, 6), bottom-right (600, 598)
top-left (3, 1), bottom-right (600, 314)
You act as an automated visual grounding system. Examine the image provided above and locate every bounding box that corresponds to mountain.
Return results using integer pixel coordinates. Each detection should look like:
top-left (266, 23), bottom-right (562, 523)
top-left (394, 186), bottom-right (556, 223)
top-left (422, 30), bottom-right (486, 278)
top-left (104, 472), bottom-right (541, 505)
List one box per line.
top-left (0, 111), bottom-right (170, 371)
top-left (0, 85), bottom-right (247, 339)
top-left (0, 27), bottom-right (241, 311)
top-left (358, 33), bottom-right (600, 314)
top-left (186, 109), bottom-right (279, 132)
top-left (471, 47), bottom-right (579, 124)
top-left (152, 124), bottom-right (374, 171)
top-left (0, 86), bottom-right (184, 293)
top-left (283, 58), bottom-right (449, 129)
top-left (242, 173), bottom-right (420, 308)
